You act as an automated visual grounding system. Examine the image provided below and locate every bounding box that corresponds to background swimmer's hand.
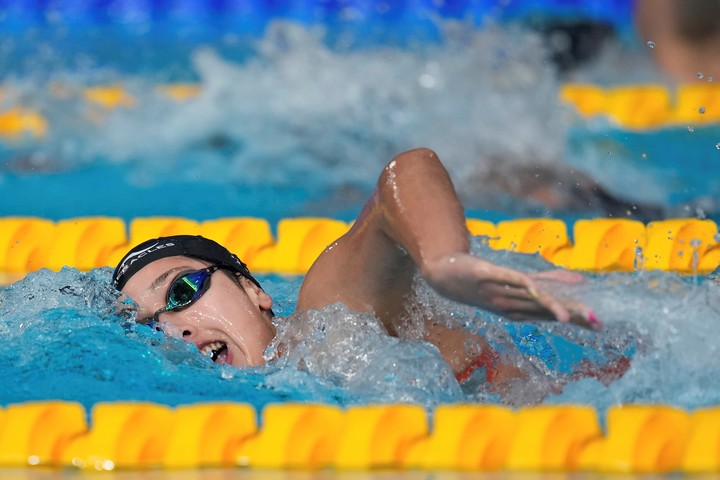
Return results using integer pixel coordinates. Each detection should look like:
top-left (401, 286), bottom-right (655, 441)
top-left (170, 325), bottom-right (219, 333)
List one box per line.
top-left (423, 253), bottom-right (601, 330)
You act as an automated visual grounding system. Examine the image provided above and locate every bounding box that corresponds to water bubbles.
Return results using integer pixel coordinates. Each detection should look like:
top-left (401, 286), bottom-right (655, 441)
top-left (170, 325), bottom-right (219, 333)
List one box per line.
top-left (266, 303), bottom-right (464, 405)
top-left (647, 40), bottom-right (656, 49)
top-left (699, 106), bottom-right (706, 114)
top-left (698, 72), bottom-right (704, 79)
top-left (716, 142), bottom-right (720, 150)
top-left (39, 22), bottom-right (568, 196)
top-left (688, 126), bottom-right (695, 132)
top-left (634, 246), bottom-right (644, 270)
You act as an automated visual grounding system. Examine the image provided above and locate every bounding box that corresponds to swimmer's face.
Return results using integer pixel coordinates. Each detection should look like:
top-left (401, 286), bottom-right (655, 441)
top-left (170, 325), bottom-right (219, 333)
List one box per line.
top-left (121, 256), bottom-right (276, 368)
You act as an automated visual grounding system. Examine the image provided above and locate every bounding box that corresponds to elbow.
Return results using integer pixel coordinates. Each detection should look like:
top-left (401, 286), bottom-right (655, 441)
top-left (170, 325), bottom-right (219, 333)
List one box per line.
top-left (378, 147), bottom-right (442, 188)
top-left (389, 147), bottom-right (441, 170)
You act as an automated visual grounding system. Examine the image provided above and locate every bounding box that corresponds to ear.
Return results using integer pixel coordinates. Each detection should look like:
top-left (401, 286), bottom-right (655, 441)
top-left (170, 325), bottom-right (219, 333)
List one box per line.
top-left (239, 277), bottom-right (274, 313)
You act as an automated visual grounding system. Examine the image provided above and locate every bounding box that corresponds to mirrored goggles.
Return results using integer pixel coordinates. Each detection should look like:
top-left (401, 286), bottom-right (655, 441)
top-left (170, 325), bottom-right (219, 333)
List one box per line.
top-left (140, 265), bottom-right (234, 330)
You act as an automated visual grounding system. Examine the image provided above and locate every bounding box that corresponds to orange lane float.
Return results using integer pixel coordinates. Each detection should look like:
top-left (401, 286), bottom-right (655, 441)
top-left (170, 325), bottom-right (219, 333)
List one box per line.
top-left (234, 403), bottom-right (344, 469)
top-left (61, 402), bottom-right (174, 470)
top-left (0, 401), bottom-right (716, 473)
top-left (0, 401), bottom-right (87, 467)
top-left (0, 217), bottom-right (719, 279)
top-left (404, 404), bottom-right (516, 471)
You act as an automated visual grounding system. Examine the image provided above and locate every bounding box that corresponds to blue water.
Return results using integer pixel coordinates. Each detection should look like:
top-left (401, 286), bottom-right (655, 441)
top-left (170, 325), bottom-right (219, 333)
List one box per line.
top-left (1, 240), bottom-right (718, 415)
top-left (1, 14), bottom-right (720, 415)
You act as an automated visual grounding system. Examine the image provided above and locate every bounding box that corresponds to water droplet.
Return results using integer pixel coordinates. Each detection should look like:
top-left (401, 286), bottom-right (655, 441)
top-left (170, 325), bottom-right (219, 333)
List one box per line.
top-left (647, 41), bottom-right (655, 48)
top-left (716, 143), bottom-right (720, 150)
top-left (641, 153), bottom-right (647, 159)
top-left (699, 106), bottom-right (706, 114)
top-left (708, 76), bottom-right (714, 83)
top-left (698, 72), bottom-right (704, 79)
top-left (418, 73), bottom-right (436, 89)
top-left (634, 246), bottom-right (644, 270)
top-left (688, 126), bottom-right (695, 132)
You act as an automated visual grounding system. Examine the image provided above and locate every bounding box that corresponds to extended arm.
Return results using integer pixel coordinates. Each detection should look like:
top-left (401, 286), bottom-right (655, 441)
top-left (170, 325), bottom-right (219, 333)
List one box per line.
top-left (299, 147), bottom-right (599, 330)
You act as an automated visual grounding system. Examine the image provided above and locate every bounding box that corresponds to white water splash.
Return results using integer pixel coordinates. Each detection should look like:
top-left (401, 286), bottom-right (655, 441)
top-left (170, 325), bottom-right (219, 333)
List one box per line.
top-left (6, 21), bottom-right (568, 191)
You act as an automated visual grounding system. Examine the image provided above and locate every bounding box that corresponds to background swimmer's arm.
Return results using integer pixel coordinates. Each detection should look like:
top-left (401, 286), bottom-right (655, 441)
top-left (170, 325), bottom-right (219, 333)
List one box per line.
top-left (298, 147), bottom-right (599, 329)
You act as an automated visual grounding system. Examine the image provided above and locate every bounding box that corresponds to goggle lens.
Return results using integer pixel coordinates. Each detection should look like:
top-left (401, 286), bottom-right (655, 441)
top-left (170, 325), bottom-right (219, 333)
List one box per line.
top-left (167, 269), bottom-right (212, 310)
top-left (138, 265), bottom-right (237, 329)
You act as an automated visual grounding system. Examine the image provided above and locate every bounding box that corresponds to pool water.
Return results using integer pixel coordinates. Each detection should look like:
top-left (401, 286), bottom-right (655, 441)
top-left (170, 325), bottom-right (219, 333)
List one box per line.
top-left (1, 238), bottom-right (718, 416)
top-left (1, 16), bottom-right (720, 418)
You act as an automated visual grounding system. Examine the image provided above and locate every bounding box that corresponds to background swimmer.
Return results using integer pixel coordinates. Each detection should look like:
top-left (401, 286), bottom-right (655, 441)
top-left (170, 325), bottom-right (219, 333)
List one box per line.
top-left (635, 0), bottom-right (720, 82)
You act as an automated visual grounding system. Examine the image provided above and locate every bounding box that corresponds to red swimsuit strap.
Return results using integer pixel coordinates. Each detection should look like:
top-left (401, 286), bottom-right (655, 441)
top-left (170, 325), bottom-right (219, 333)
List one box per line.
top-left (455, 348), bottom-right (501, 384)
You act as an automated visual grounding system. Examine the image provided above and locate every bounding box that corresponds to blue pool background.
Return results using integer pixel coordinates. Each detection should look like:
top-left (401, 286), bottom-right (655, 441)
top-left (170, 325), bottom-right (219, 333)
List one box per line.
top-left (1, 0), bottom-right (720, 417)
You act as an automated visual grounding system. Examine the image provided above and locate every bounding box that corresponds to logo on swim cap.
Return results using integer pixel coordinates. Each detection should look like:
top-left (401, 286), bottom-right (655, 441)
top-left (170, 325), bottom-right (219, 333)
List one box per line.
top-left (113, 240), bottom-right (175, 285)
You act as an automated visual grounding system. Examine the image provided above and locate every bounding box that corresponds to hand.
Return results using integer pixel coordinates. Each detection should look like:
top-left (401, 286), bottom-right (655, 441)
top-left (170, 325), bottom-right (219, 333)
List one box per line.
top-left (423, 253), bottom-right (601, 330)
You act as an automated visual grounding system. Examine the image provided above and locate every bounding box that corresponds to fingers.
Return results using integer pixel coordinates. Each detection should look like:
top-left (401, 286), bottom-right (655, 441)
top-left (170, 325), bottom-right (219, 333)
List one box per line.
top-left (481, 271), bottom-right (601, 330)
top-left (577, 314), bottom-right (600, 330)
top-left (480, 262), bottom-right (536, 289)
top-left (532, 289), bottom-right (602, 330)
top-left (504, 304), bottom-right (601, 330)
top-left (479, 266), bottom-right (567, 319)
top-left (474, 261), bottom-right (601, 330)
top-left (528, 287), bottom-right (571, 324)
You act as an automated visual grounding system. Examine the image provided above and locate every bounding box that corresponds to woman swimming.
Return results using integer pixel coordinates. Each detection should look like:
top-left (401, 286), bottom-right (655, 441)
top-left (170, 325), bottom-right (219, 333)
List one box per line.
top-left (113, 148), bottom-right (601, 390)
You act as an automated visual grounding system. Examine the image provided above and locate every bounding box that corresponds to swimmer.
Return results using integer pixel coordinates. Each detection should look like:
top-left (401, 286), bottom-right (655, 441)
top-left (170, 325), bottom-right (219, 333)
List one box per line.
top-left (635, 0), bottom-right (720, 82)
top-left (463, 158), bottom-right (665, 222)
top-left (113, 148), bottom-right (603, 392)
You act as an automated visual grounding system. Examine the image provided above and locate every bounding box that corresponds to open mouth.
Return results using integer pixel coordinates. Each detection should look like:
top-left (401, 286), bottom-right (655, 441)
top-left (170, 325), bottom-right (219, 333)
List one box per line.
top-left (200, 341), bottom-right (229, 364)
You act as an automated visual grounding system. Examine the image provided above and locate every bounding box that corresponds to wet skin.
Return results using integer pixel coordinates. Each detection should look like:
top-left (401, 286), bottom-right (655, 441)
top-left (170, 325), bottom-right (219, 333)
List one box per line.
top-left (121, 255), bottom-right (275, 368)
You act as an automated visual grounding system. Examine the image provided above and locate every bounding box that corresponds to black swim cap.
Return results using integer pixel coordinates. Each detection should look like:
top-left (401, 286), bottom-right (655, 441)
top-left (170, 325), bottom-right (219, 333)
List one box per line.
top-left (112, 235), bottom-right (262, 291)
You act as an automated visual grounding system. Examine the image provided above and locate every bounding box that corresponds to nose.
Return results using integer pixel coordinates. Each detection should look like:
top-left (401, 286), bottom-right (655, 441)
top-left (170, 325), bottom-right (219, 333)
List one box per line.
top-left (158, 314), bottom-right (199, 340)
